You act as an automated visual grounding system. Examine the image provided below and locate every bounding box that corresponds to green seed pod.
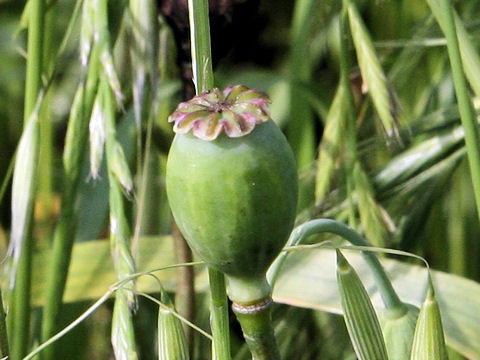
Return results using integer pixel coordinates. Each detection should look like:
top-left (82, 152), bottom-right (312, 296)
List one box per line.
top-left (379, 303), bottom-right (419, 360)
top-left (166, 85), bottom-right (298, 303)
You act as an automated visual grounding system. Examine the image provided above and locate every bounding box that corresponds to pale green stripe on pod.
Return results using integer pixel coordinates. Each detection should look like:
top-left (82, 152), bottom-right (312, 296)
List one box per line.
top-left (410, 276), bottom-right (448, 360)
top-left (158, 292), bottom-right (190, 360)
top-left (336, 250), bottom-right (389, 360)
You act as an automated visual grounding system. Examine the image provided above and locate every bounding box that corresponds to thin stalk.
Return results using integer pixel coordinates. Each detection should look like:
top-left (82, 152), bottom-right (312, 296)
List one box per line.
top-left (427, 0), bottom-right (480, 223)
top-left (10, 0), bottom-right (45, 359)
top-left (208, 268), bottom-right (231, 360)
top-left (338, 6), bottom-right (358, 228)
top-left (40, 49), bottom-right (99, 360)
top-left (187, 1), bottom-right (231, 359)
top-left (0, 288), bottom-right (9, 358)
top-left (268, 219), bottom-right (403, 310)
top-left (37, 0), bottom-right (56, 235)
top-left (188, 0), bottom-right (214, 93)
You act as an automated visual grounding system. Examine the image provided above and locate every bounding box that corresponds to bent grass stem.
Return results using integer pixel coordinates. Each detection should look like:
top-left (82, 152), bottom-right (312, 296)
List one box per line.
top-left (268, 219), bottom-right (403, 310)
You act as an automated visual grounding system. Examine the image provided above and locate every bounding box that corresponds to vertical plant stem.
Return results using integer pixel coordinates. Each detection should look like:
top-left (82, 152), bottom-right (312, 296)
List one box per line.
top-left (427, 0), bottom-right (480, 223)
top-left (10, 1), bottom-right (45, 359)
top-left (208, 268), bottom-right (231, 360)
top-left (187, 0), bottom-right (231, 358)
top-left (188, 0), bottom-right (214, 93)
top-left (37, 1), bottom-right (56, 235)
top-left (40, 48), bottom-right (99, 360)
top-left (23, 0), bottom-right (45, 125)
top-left (338, 6), bottom-right (358, 228)
top-left (0, 288), bottom-right (9, 358)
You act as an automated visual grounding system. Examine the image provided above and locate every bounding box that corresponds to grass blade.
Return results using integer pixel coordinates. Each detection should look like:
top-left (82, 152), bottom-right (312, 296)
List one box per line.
top-left (336, 250), bottom-right (389, 360)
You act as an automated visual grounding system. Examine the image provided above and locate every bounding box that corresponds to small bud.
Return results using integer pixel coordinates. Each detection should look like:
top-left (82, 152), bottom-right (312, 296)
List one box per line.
top-left (410, 276), bottom-right (449, 360)
top-left (158, 292), bottom-right (189, 360)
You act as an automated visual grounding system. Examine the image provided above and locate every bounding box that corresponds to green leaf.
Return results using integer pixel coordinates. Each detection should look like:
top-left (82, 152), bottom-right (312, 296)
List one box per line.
top-left (30, 236), bottom-right (207, 306)
top-left (272, 249), bottom-right (480, 359)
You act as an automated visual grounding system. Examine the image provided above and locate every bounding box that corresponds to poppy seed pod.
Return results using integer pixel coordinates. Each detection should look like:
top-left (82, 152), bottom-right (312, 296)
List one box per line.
top-left (166, 85), bottom-right (298, 303)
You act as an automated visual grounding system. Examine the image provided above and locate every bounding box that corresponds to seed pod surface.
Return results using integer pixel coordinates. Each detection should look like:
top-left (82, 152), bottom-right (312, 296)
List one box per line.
top-left (166, 86), bottom-right (298, 286)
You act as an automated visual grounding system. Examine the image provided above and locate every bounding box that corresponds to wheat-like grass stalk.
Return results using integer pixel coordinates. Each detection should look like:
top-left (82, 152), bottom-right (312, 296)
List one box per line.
top-left (345, 0), bottom-right (399, 142)
top-left (315, 83), bottom-right (348, 203)
top-left (353, 161), bottom-right (392, 248)
top-left (101, 75), bottom-right (138, 358)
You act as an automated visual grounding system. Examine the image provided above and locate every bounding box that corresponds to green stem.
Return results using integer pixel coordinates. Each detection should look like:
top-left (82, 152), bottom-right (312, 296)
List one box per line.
top-left (268, 219), bottom-right (403, 310)
top-left (232, 301), bottom-right (280, 360)
top-left (338, 6), bottom-right (358, 228)
top-left (10, 1), bottom-right (45, 359)
top-left (187, 1), bottom-right (232, 359)
top-left (187, 0), bottom-right (214, 93)
top-left (40, 47), bottom-right (99, 360)
top-left (427, 0), bottom-right (480, 223)
top-left (0, 288), bottom-right (9, 358)
top-left (208, 268), bottom-right (232, 360)
top-left (23, 0), bottom-right (45, 126)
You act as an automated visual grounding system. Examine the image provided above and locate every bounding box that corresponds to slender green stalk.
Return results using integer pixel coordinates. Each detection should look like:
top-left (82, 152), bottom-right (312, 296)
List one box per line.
top-left (268, 219), bottom-right (403, 310)
top-left (40, 48), bottom-right (99, 360)
top-left (208, 268), bottom-right (231, 360)
top-left (338, 7), bottom-right (358, 228)
top-left (187, 1), bottom-right (231, 359)
top-left (10, 1), bottom-right (45, 359)
top-left (188, 0), bottom-right (214, 93)
top-left (0, 288), bottom-right (9, 358)
top-left (427, 0), bottom-right (480, 223)
top-left (37, 0), bottom-right (56, 231)
top-left (23, 0), bottom-right (45, 126)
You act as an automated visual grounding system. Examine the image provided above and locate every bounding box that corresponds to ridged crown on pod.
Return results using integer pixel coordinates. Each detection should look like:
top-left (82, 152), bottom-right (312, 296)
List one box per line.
top-left (168, 85), bottom-right (270, 140)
